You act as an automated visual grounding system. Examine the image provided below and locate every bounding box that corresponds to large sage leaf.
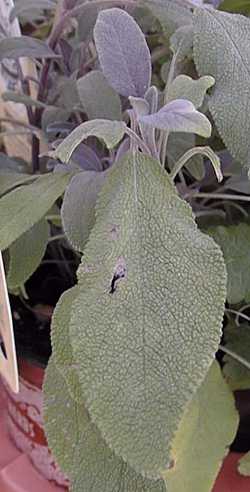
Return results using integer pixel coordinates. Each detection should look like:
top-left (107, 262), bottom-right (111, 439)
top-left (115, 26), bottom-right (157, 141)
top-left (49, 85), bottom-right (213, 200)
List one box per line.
top-left (0, 172), bottom-right (37, 197)
top-left (0, 172), bottom-right (71, 251)
top-left (94, 8), bottom-right (151, 97)
top-left (61, 171), bottom-right (106, 251)
top-left (44, 288), bottom-right (165, 492)
top-left (7, 218), bottom-right (49, 289)
top-left (193, 9), bottom-right (250, 168)
top-left (162, 362), bottom-right (238, 492)
top-left (207, 224), bottom-right (250, 304)
top-left (0, 36), bottom-right (58, 61)
top-left (77, 70), bottom-right (122, 121)
top-left (69, 152), bottom-right (226, 478)
top-left (51, 119), bottom-right (126, 163)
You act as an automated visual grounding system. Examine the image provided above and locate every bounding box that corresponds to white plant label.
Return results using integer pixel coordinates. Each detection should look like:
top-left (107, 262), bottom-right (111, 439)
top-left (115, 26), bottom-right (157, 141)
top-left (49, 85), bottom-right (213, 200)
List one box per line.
top-left (0, 251), bottom-right (19, 392)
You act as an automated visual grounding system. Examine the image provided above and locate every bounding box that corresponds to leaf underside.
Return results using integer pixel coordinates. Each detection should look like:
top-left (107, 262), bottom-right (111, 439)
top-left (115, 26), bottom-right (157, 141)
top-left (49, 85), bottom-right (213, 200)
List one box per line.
top-left (69, 151), bottom-right (226, 478)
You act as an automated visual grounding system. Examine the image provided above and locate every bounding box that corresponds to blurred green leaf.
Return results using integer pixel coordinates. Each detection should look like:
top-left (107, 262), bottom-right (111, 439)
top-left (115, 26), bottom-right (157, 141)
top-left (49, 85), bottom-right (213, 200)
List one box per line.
top-left (7, 218), bottom-right (49, 289)
top-left (0, 172), bottom-right (72, 251)
top-left (163, 362), bottom-right (239, 492)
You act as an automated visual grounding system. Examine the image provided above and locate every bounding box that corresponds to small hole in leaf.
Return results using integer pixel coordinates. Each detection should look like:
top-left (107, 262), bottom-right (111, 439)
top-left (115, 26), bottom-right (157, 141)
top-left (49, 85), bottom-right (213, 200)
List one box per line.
top-left (109, 256), bottom-right (127, 294)
top-left (0, 337), bottom-right (7, 359)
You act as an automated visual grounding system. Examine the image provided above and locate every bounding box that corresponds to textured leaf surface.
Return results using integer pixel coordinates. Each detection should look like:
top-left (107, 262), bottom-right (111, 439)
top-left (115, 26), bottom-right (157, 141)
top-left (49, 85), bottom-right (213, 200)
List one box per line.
top-left (144, 0), bottom-right (193, 37)
top-left (238, 452), bottom-right (250, 476)
top-left (167, 75), bottom-right (215, 109)
top-left (77, 70), bottom-right (122, 120)
top-left (52, 119), bottom-right (126, 163)
top-left (7, 219), bottom-right (49, 289)
top-left (0, 172), bottom-right (71, 251)
top-left (194, 9), bottom-right (250, 168)
top-left (70, 151), bottom-right (226, 478)
top-left (0, 36), bottom-right (58, 60)
top-left (139, 99), bottom-right (211, 137)
top-left (207, 224), bottom-right (250, 304)
top-left (94, 8), bottom-right (151, 97)
top-left (44, 288), bottom-right (165, 492)
top-left (0, 173), bottom-right (37, 197)
top-left (223, 321), bottom-right (250, 390)
top-left (61, 171), bottom-right (105, 251)
top-left (162, 362), bottom-right (239, 492)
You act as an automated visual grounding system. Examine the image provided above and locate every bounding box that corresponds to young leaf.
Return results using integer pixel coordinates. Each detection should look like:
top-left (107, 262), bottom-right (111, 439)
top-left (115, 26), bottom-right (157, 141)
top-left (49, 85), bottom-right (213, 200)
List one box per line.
top-left (61, 171), bottom-right (106, 251)
top-left (170, 24), bottom-right (194, 60)
top-left (7, 218), bottom-right (49, 290)
top-left (144, 0), bottom-right (193, 37)
top-left (162, 362), bottom-right (239, 492)
top-left (0, 36), bottom-right (59, 60)
top-left (223, 321), bottom-right (250, 390)
top-left (94, 8), bottom-right (151, 97)
top-left (44, 289), bottom-right (166, 492)
top-left (238, 452), bottom-right (250, 477)
top-left (69, 152), bottom-right (226, 478)
top-left (207, 224), bottom-right (250, 304)
top-left (139, 99), bottom-right (212, 137)
top-left (166, 75), bottom-right (215, 109)
top-left (77, 70), bottom-right (122, 121)
top-left (194, 9), bottom-right (250, 168)
top-left (51, 119), bottom-right (126, 163)
top-left (0, 172), bottom-right (72, 251)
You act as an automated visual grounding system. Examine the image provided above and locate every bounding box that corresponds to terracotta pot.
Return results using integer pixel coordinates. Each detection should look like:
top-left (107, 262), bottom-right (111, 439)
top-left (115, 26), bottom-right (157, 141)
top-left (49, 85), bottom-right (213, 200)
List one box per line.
top-left (213, 453), bottom-right (250, 492)
top-left (3, 358), bottom-right (69, 488)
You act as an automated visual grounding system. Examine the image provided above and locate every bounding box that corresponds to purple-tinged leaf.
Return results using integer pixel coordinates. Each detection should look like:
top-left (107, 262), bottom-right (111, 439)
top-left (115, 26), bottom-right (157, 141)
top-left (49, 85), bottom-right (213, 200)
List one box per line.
top-left (94, 8), bottom-right (151, 97)
top-left (9, 0), bottom-right (56, 22)
top-left (70, 143), bottom-right (103, 172)
top-left (0, 36), bottom-right (59, 61)
top-left (139, 99), bottom-right (212, 137)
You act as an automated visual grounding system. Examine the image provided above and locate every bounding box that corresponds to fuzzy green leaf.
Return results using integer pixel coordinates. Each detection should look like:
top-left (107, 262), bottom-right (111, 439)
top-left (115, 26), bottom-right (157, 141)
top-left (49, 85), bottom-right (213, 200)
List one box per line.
top-left (77, 70), bottom-right (122, 120)
top-left (44, 288), bottom-right (165, 492)
top-left (7, 218), bottom-right (49, 289)
top-left (238, 452), bottom-right (250, 476)
top-left (0, 172), bottom-right (37, 197)
top-left (61, 171), bottom-right (106, 252)
top-left (0, 172), bottom-right (72, 251)
top-left (51, 119), bottom-right (126, 163)
top-left (162, 362), bottom-right (239, 492)
top-left (223, 321), bottom-right (250, 390)
top-left (194, 9), bottom-right (250, 168)
top-left (69, 151), bottom-right (226, 478)
top-left (207, 224), bottom-right (250, 304)
top-left (167, 75), bottom-right (215, 109)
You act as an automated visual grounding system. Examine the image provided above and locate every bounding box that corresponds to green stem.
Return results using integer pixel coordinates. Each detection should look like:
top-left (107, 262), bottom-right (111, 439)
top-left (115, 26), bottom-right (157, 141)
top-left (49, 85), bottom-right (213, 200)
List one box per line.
top-left (170, 146), bottom-right (222, 182)
top-left (191, 192), bottom-right (250, 202)
top-left (219, 344), bottom-right (250, 371)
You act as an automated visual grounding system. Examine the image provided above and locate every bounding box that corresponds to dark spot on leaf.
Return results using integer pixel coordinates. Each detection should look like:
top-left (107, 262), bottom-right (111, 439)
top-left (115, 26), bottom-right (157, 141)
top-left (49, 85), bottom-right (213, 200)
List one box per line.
top-left (110, 224), bottom-right (119, 240)
top-left (109, 256), bottom-right (127, 294)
